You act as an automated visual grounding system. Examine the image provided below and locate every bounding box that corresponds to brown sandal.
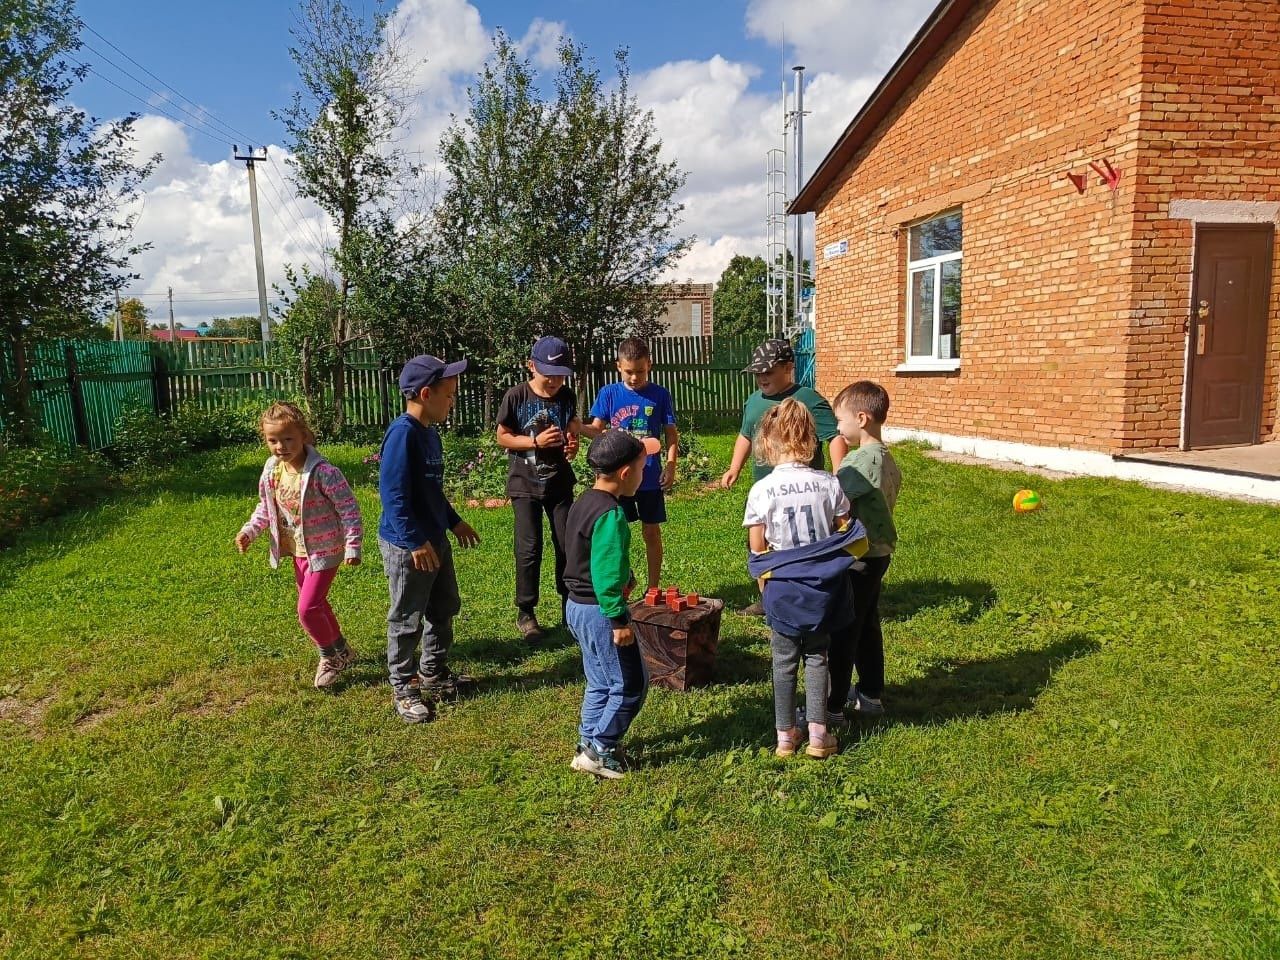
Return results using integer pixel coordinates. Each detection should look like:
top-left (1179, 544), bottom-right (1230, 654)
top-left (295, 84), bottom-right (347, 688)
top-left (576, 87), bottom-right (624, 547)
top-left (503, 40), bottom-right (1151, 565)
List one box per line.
top-left (806, 730), bottom-right (839, 759)
top-left (775, 726), bottom-right (805, 757)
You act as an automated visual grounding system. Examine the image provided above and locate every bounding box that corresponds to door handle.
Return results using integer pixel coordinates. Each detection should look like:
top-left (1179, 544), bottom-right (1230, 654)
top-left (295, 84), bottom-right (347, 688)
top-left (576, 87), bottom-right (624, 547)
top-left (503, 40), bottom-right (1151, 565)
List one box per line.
top-left (1197, 300), bottom-right (1211, 321)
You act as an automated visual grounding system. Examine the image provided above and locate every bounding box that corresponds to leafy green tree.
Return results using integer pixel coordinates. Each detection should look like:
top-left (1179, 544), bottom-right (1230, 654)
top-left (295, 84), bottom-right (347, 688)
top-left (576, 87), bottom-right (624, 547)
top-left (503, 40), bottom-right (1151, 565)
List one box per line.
top-left (207, 316), bottom-right (263, 340)
top-left (119, 297), bottom-right (148, 339)
top-left (713, 255), bottom-right (768, 340)
top-left (436, 37), bottom-right (690, 415)
top-left (272, 269), bottom-right (341, 417)
top-left (275, 0), bottom-right (414, 430)
top-left (0, 0), bottom-right (157, 435)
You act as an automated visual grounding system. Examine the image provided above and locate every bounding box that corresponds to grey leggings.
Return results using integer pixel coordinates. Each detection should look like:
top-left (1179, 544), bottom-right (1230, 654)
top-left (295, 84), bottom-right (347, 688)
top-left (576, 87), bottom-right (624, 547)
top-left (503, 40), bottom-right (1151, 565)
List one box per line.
top-left (770, 629), bottom-right (830, 731)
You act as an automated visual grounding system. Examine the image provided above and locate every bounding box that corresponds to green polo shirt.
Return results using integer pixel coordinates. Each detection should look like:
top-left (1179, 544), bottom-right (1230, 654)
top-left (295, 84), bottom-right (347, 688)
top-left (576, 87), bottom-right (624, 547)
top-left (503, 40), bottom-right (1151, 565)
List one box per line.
top-left (740, 384), bottom-right (839, 480)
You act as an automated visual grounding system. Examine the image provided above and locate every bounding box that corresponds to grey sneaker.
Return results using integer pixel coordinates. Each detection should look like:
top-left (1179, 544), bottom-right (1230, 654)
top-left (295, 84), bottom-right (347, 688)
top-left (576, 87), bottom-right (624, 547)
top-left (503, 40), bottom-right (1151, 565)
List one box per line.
top-left (848, 689), bottom-right (885, 716)
top-left (570, 743), bottom-right (627, 780)
top-left (739, 600), bottom-right (766, 617)
top-left (314, 645), bottom-right (357, 689)
top-left (394, 696), bottom-right (434, 724)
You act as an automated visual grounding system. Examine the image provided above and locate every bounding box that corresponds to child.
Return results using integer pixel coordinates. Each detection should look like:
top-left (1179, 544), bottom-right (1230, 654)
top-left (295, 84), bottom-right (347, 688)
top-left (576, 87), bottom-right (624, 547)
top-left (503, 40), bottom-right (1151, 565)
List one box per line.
top-left (378, 354), bottom-right (481, 724)
top-left (743, 399), bottom-right (863, 759)
top-left (587, 337), bottom-right (678, 590)
top-left (720, 338), bottom-right (846, 616)
top-left (235, 401), bottom-right (363, 690)
top-left (496, 336), bottom-right (598, 642)
top-left (564, 430), bottom-right (661, 779)
top-left (827, 381), bottom-right (902, 720)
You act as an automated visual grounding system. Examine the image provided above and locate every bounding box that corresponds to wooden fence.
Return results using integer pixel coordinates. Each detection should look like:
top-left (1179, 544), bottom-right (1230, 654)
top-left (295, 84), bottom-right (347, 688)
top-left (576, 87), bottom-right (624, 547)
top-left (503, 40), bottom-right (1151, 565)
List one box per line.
top-left (3, 335), bottom-right (760, 451)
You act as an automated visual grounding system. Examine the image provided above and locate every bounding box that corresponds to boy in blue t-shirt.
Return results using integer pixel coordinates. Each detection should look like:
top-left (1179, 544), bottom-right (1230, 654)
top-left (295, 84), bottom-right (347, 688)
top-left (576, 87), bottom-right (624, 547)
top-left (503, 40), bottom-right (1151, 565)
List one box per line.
top-left (587, 337), bottom-right (678, 590)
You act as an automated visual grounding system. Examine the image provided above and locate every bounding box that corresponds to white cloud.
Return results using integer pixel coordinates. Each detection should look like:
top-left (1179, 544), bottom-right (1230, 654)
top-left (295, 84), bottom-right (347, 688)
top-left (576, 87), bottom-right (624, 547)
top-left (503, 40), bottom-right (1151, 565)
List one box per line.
top-left (119, 0), bottom-right (927, 312)
top-left (745, 0), bottom-right (940, 75)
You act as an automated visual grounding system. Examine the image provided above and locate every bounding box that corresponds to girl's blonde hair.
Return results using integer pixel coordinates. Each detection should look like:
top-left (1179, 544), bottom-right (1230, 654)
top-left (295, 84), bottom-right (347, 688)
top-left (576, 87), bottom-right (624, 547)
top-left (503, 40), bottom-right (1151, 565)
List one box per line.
top-left (260, 401), bottom-right (316, 445)
top-left (754, 397), bottom-right (817, 468)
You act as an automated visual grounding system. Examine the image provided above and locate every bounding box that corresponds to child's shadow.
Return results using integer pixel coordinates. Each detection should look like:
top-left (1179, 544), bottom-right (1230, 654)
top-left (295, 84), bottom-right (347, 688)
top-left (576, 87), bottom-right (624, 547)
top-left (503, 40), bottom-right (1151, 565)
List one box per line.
top-left (634, 633), bottom-right (1098, 765)
top-left (881, 578), bottom-right (997, 623)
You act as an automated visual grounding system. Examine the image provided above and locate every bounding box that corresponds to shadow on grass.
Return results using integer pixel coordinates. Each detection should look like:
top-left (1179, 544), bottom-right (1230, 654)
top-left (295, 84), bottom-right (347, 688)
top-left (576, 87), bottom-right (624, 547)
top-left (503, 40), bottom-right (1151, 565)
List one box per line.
top-left (881, 578), bottom-right (997, 623)
top-left (636, 633), bottom-right (1099, 765)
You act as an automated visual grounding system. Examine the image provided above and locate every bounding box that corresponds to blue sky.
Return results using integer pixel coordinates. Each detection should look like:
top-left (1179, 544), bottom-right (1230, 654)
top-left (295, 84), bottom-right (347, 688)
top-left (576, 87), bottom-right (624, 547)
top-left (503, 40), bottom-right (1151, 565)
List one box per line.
top-left (67, 0), bottom-right (938, 323)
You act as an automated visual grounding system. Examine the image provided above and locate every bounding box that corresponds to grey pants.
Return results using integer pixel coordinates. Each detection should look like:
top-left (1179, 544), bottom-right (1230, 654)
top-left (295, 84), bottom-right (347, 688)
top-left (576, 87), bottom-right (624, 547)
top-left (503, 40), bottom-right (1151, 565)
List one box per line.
top-left (380, 537), bottom-right (461, 698)
top-left (771, 629), bottom-right (830, 731)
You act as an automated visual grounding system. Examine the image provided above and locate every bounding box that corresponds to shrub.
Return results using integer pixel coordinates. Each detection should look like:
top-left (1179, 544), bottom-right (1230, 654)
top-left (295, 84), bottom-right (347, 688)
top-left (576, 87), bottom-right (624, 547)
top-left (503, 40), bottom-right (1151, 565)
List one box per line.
top-left (443, 432), bottom-right (510, 502)
top-left (677, 429), bottom-right (718, 487)
top-left (0, 435), bottom-right (115, 545)
top-left (109, 405), bottom-right (185, 469)
top-left (172, 401), bottom-right (262, 451)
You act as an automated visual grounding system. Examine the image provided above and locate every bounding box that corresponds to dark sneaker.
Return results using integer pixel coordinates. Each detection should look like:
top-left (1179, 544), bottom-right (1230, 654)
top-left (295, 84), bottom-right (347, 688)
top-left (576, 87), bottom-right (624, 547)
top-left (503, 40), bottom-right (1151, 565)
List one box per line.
top-left (825, 709), bottom-right (848, 728)
top-left (394, 696), bottom-right (434, 724)
top-left (848, 688), bottom-right (885, 716)
top-left (570, 743), bottom-right (627, 780)
top-left (420, 670), bottom-right (475, 703)
top-left (739, 600), bottom-right (765, 617)
top-left (517, 612), bottom-right (545, 642)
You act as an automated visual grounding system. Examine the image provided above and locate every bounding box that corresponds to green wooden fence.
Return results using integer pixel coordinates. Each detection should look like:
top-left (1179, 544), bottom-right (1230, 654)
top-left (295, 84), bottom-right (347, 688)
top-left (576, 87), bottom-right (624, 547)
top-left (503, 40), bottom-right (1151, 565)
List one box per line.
top-left (2, 335), bottom-right (759, 451)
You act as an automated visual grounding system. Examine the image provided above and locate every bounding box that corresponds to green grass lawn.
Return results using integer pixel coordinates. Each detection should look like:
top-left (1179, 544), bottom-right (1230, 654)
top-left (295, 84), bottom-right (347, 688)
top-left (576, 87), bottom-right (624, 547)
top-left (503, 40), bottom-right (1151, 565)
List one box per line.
top-left (2, 434), bottom-right (1279, 959)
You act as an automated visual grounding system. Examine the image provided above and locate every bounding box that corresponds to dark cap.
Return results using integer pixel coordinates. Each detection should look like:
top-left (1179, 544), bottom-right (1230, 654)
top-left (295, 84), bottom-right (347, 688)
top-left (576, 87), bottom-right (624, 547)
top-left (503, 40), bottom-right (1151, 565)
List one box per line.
top-left (530, 336), bottom-right (574, 377)
top-left (399, 355), bottom-right (467, 396)
top-left (743, 338), bottom-right (795, 373)
top-left (587, 430), bottom-right (662, 474)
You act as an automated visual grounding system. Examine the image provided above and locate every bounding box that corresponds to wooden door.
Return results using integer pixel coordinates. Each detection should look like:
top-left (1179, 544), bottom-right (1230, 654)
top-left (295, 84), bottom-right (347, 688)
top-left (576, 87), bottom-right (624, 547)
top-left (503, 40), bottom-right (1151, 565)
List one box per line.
top-left (1187, 225), bottom-right (1273, 449)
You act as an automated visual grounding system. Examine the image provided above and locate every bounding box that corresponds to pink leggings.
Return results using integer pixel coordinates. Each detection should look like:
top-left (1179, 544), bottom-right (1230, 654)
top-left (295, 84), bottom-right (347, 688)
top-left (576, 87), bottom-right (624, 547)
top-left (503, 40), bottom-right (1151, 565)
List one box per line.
top-left (293, 557), bottom-right (343, 651)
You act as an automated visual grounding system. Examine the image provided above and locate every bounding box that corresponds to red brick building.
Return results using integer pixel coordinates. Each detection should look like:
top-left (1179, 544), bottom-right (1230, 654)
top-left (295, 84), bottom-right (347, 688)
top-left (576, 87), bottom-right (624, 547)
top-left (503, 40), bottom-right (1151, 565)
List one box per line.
top-left (793, 0), bottom-right (1280, 462)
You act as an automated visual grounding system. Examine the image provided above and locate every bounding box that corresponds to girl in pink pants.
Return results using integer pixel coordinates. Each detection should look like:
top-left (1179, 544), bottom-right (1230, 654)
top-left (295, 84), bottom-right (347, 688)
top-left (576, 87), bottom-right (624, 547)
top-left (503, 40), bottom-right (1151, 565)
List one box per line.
top-left (236, 402), bottom-right (364, 689)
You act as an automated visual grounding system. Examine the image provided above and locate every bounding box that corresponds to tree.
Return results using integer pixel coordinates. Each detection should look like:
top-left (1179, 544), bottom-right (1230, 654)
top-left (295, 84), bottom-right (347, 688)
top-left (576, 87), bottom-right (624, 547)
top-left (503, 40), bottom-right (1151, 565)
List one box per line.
top-left (0, 0), bottom-right (157, 435)
top-left (275, 0), bottom-right (414, 430)
top-left (436, 36), bottom-right (690, 415)
top-left (119, 297), bottom-right (148, 338)
top-left (273, 269), bottom-right (341, 419)
top-left (713, 255), bottom-right (768, 340)
top-left (207, 316), bottom-right (263, 340)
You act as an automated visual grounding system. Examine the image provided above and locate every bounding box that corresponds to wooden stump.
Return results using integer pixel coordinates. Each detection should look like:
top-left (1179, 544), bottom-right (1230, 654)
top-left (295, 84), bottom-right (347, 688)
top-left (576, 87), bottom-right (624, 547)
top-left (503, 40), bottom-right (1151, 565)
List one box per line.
top-left (629, 598), bottom-right (725, 691)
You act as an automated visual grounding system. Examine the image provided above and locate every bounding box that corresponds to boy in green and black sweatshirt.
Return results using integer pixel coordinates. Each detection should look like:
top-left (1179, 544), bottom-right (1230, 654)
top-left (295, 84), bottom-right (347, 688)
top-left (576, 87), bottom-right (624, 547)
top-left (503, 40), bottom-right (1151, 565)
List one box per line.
top-left (564, 430), bottom-right (661, 780)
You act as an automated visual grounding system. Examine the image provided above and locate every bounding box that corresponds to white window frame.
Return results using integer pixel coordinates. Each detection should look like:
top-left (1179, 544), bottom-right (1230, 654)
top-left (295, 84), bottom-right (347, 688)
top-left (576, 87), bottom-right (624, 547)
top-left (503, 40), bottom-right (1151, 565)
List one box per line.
top-left (899, 211), bottom-right (962, 372)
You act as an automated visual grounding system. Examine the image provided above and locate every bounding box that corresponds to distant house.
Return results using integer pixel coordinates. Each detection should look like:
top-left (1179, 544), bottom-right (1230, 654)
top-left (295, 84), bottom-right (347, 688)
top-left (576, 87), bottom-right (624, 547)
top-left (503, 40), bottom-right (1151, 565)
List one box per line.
top-left (793, 0), bottom-right (1280, 463)
top-left (149, 328), bottom-right (201, 342)
top-left (655, 283), bottom-right (714, 338)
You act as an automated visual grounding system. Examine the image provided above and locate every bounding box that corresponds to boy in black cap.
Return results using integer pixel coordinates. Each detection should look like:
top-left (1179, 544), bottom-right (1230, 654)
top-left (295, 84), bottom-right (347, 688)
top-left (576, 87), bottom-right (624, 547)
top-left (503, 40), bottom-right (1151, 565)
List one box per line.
top-left (564, 430), bottom-right (661, 779)
top-left (720, 338), bottom-right (847, 615)
top-left (379, 354), bottom-right (481, 723)
top-left (495, 336), bottom-right (599, 641)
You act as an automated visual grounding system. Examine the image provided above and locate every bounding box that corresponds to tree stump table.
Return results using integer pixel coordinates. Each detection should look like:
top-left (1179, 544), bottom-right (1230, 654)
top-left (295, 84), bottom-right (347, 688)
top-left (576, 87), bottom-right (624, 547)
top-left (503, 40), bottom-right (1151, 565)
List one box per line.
top-left (628, 597), bottom-right (724, 691)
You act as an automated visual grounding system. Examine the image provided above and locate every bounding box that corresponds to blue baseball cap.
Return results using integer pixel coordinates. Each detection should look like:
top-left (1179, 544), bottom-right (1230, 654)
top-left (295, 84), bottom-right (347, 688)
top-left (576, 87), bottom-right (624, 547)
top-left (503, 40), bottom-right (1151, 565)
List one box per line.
top-left (399, 354), bottom-right (467, 396)
top-left (530, 336), bottom-right (573, 377)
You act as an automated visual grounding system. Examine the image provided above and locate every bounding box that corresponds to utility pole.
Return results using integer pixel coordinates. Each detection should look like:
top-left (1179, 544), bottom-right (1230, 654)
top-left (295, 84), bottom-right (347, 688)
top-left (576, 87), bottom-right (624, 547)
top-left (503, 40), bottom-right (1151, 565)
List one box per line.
top-left (113, 290), bottom-right (123, 341)
top-left (791, 65), bottom-right (807, 331)
top-left (167, 287), bottom-right (176, 343)
top-left (233, 145), bottom-right (272, 344)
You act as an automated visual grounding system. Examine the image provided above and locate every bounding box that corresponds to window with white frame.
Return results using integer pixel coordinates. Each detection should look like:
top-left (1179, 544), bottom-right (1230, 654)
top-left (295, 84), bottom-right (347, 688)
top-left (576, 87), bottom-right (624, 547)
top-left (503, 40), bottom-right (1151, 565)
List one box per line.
top-left (905, 210), bottom-right (962, 365)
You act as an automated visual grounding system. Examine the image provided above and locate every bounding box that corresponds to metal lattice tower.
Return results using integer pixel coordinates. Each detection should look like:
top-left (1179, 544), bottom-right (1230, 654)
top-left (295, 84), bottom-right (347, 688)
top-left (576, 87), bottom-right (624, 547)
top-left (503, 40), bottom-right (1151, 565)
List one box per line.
top-left (765, 146), bottom-right (789, 339)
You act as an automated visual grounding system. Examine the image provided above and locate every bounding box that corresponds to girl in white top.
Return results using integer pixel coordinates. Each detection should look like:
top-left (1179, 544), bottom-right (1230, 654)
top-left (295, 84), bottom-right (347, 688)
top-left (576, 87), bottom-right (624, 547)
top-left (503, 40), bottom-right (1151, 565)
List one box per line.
top-left (743, 398), bottom-right (850, 758)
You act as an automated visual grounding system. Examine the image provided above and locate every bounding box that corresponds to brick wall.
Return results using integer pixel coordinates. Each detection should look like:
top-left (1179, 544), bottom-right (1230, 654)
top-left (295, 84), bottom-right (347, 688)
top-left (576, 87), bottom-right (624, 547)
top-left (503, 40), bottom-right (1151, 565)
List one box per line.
top-left (813, 0), bottom-right (1148, 452)
top-left (1128, 0), bottom-right (1280, 447)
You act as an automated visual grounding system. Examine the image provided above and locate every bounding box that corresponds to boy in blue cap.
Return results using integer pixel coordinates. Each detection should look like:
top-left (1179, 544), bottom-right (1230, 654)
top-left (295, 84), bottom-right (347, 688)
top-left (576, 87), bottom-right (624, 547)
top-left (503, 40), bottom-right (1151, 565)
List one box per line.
top-left (495, 336), bottom-right (599, 641)
top-left (379, 354), bottom-right (481, 724)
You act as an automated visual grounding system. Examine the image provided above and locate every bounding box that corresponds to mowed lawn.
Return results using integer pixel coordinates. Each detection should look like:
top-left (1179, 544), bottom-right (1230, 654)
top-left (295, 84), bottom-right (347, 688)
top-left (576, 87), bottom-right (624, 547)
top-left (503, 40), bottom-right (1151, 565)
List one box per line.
top-left (2, 434), bottom-right (1279, 959)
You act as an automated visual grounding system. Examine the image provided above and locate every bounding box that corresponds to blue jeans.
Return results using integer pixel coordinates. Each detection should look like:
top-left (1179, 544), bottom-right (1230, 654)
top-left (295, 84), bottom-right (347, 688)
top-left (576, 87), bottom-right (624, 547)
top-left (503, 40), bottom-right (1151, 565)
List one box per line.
top-left (567, 600), bottom-right (648, 751)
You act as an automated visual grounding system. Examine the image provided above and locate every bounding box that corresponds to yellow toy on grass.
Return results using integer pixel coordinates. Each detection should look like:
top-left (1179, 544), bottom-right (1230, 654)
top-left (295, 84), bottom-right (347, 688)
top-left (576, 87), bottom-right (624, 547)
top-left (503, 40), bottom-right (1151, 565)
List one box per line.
top-left (1013, 489), bottom-right (1041, 513)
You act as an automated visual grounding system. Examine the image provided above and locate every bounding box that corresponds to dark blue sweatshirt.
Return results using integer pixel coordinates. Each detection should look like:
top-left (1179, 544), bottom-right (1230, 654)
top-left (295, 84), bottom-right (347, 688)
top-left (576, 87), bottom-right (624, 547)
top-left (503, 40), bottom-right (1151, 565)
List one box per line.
top-left (746, 522), bottom-right (869, 637)
top-left (377, 413), bottom-right (462, 549)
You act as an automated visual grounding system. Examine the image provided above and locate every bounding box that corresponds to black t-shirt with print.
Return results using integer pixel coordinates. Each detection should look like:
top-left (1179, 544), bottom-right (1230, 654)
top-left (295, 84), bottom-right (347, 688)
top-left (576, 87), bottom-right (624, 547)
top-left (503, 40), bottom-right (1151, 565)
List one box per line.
top-left (496, 382), bottom-right (578, 498)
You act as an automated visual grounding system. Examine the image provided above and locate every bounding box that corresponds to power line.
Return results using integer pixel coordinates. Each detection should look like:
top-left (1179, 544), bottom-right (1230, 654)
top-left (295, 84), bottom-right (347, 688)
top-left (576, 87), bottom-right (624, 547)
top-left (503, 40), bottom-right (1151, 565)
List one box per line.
top-left (68, 25), bottom-right (331, 276)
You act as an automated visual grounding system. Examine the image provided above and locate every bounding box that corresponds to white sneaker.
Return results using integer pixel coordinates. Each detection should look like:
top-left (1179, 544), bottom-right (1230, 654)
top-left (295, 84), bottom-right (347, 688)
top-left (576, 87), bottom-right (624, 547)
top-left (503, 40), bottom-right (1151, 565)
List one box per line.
top-left (314, 646), bottom-right (357, 689)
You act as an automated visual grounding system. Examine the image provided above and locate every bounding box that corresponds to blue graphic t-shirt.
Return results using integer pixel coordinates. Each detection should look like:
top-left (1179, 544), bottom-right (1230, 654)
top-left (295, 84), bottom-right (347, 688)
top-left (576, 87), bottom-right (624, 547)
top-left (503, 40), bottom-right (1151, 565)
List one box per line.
top-left (590, 382), bottom-right (676, 491)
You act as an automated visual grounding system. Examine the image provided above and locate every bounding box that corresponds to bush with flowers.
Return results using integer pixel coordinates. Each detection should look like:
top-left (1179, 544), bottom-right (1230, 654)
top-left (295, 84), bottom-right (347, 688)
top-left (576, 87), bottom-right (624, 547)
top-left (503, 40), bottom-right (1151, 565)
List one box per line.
top-left (0, 434), bottom-right (115, 546)
top-left (359, 431), bottom-right (512, 506)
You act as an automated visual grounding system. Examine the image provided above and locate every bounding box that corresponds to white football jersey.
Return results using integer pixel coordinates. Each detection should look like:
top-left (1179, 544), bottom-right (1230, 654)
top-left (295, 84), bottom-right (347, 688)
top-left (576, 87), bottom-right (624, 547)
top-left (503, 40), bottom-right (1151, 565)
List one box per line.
top-left (743, 462), bottom-right (850, 551)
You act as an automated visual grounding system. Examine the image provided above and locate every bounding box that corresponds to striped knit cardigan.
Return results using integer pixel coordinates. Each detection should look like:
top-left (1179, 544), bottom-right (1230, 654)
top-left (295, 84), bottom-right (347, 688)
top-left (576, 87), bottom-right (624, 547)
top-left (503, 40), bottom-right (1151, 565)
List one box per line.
top-left (239, 447), bottom-right (363, 571)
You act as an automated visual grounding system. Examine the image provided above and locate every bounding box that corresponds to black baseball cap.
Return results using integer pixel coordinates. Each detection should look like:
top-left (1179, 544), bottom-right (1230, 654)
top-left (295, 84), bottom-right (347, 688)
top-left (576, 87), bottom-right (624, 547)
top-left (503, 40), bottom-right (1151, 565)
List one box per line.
top-left (399, 355), bottom-right (467, 396)
top-left (743, 339), bottom-right (795, 373)
top-left (530, 336), bottom-right (574, 377)
top-left (587, 430), bottom-right (661, 474)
